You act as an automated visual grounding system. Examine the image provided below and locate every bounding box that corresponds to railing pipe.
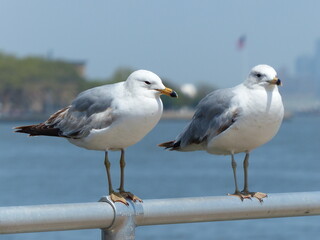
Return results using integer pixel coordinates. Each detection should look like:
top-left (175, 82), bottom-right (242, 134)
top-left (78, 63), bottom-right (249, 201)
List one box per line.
top-left (0, 191), bottom-right (320, 235)
top-left (0, 202), bottom-right (114, 234)
top-left (137, 191), bottom-right (320, 225)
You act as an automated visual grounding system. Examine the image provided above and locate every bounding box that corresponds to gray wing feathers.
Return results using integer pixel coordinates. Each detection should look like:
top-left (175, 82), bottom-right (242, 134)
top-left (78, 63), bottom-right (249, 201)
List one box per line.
top-left (50, 85), bottom-right (115, 138)
top-left (72, 86), bottom-right (114, 115)
top-left (177, 89), bottom-right (239, 149)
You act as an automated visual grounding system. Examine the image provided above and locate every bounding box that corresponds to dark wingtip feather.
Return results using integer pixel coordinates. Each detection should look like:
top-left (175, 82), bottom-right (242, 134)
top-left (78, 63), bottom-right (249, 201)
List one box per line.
top-left (14, 125), bottom-right (36, 135)
top-left (158, 140), bottom-right (180, 151)
top-left (14, 124), bottom-right (61, 137)
top-left (14, 107), bottom-right (69, 137)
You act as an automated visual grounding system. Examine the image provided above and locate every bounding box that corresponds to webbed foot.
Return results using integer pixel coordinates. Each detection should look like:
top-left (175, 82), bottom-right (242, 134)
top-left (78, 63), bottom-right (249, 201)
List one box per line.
top-left (110, 192), bottom-right (128, 205)
top-left (120, 191), bottom-right (143, 203)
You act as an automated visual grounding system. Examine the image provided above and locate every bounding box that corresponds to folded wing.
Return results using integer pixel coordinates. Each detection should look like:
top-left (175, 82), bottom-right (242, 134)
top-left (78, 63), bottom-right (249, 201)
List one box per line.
top-left (159, 89), bottom-right (240, 151)
top-left (15, 85), bottom-right (116, 139)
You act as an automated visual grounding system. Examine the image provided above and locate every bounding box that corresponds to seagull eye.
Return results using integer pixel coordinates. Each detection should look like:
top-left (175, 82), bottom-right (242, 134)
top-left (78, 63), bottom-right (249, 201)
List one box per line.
top-left (144, 81), bottom-right (151, 85)
top-left (256, 73), bottom-right (262, 78)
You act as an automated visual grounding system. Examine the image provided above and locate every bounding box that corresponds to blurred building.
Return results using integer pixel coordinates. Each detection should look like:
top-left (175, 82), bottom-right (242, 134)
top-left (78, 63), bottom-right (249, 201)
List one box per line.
top-left (295, 40), bottom-right (320, 96)
top-left (69, 60), bottom-right (86, 78)
top-left (279, 40), bottom-right (320, 112)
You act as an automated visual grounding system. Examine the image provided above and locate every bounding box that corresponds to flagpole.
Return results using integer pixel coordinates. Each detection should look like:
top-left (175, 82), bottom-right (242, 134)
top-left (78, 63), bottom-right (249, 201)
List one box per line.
top-left (241, 45), bottom-right (248, 80)
top-left (237, 35), bottom-right (248, 80)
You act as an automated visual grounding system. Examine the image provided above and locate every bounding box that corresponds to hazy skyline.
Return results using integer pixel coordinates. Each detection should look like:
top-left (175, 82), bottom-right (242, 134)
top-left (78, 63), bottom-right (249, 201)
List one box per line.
top-left (0, 1), bottom-right (320, 88)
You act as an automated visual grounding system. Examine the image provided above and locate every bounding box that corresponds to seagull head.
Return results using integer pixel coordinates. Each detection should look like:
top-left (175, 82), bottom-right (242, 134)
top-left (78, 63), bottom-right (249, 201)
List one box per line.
top-left (126, 70), bottom-right (178, 98)
top-left (244, 65), bottom-right (281, 89)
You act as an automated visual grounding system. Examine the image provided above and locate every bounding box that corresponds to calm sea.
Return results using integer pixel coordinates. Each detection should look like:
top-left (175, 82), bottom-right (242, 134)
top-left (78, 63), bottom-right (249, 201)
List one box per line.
top-left (0, 115), bottom-right (320, 240)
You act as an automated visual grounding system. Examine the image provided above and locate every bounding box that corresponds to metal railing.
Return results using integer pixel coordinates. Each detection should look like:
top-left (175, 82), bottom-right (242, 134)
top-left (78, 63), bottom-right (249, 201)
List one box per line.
top-left (1, 191), bottom-right (320, 240)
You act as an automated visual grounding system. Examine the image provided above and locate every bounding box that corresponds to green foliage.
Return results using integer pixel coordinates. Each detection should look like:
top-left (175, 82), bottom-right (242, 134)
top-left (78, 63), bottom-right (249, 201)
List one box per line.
top-left (0, 53), bottom-right (85, 87)
top-left (0, 52), bottom-right (86, 115)
top-left (0, 52), bottom-right (216, 118)
top-left (107, 67), bottom-right (133, 84)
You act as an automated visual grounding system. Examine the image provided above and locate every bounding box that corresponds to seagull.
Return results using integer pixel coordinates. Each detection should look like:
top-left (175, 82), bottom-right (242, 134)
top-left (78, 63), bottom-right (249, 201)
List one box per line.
top-left (15, 70), bottom-right (178, 205)
top-left (159, 64), bottom-right (283, 202)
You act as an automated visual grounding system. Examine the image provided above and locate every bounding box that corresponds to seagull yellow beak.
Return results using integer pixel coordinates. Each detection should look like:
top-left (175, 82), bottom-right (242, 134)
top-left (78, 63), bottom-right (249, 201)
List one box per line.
top-left (157, 87), bottom-right (178, 98)
top-left (268, 77), bottom-right (282, 86)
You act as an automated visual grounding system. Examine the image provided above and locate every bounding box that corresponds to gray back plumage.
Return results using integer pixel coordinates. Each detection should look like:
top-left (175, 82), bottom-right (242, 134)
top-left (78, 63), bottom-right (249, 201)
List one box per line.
top-left (174, 89), bottom-right (239, 150)
top-left (71, 85), bottom-right (115, 115)
top-left (50, 84), bottom-right (119, 138)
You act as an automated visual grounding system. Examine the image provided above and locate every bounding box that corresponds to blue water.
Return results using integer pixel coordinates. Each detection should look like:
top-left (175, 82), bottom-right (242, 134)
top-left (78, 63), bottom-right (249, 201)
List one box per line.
top-left (0, 115), bottom-right (320, 240)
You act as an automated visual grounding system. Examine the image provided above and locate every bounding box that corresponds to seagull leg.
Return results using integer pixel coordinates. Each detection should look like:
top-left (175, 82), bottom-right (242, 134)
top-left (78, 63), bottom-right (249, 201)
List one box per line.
top-left (104, 151), bottom-right (128, 205)
top-left (118, 149), bottom-right (142, 203)
top-left (241, 152), bottom-right (267, 202)
top-left (119, 149), bottom-right (125, 192)
top-left (228, 154), bottom-right (251, 201)
top-left (242, 153), bottom-right (250, 193)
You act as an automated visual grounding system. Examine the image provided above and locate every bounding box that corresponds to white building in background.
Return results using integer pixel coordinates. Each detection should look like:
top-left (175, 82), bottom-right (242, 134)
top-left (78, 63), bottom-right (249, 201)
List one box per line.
top-left (180, 83), bottom-right (197, 98)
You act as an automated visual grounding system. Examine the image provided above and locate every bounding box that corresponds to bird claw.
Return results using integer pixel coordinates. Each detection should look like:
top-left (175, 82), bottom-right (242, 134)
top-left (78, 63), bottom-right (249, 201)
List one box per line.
top-left (247, 191), bottom-right (268, 202)
top-left (109, 191), bottom-right (143, 205)
top-left (228, 191), bottom-right (267, 202)
top-left (110, 192), bottom-right (129, 205)
top-left (228, 191), bottom-right (252, 201)
top-left (120, 191), bottom-right (143, 203)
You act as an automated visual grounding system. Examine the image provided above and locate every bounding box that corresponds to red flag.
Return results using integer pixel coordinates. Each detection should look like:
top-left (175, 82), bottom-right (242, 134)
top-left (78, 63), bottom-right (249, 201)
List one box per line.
top-left (237, 35), bottom-right (246, 50)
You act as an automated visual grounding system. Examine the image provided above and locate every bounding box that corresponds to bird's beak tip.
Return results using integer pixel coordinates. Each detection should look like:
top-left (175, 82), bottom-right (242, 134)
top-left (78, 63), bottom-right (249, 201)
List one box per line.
top-left (170, 90), bottom-right (178, 98)
top-left (158, 87), bottom-right (178, 98)
top-left (269, 77), bottom-right (282, 86)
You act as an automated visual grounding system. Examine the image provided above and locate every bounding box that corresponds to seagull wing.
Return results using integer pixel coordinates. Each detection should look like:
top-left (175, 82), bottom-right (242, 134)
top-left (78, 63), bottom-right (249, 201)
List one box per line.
top-left (53, 85), bottom-right (117, 138)
top-left (15, 84), bottom-right (118, 138)
top-left (160, 89), bottom-right (240, 151)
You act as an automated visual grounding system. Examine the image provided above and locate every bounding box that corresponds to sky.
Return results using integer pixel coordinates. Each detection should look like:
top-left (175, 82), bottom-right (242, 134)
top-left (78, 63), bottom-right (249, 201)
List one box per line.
top-left (0, 0), bottom-right (320, 88)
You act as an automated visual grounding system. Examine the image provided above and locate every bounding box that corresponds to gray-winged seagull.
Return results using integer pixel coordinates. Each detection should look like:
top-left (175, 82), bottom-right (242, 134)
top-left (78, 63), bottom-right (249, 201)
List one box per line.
top-left (159, 64), bottom-right (283, 202)
top-left (15, 70), bottom-right (178, 205)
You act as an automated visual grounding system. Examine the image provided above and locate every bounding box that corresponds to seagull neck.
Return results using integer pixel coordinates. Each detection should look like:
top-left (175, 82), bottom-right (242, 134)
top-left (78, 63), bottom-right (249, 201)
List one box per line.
top-left (123, 82), bottom-right (137, 96)
top-left (242, 81), bottom-right (256, 89)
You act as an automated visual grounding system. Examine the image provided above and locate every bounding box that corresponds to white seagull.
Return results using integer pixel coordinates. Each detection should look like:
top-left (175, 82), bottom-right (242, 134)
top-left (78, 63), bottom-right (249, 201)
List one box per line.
top-left (15, 70), bottom-right (178, 205)
top-left (159, 64), bottom-right (284, 201)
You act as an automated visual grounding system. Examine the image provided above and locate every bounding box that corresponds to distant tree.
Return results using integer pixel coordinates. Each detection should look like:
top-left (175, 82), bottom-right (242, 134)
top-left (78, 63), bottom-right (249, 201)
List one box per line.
top-left (0, 52), bottom-right (86, 115)
top-left (79, 67), bottom-right (134, 91)
top-left (107, 67), bottom-right (133, 84)
top-left (0, 53), bottom-right (217, 118)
